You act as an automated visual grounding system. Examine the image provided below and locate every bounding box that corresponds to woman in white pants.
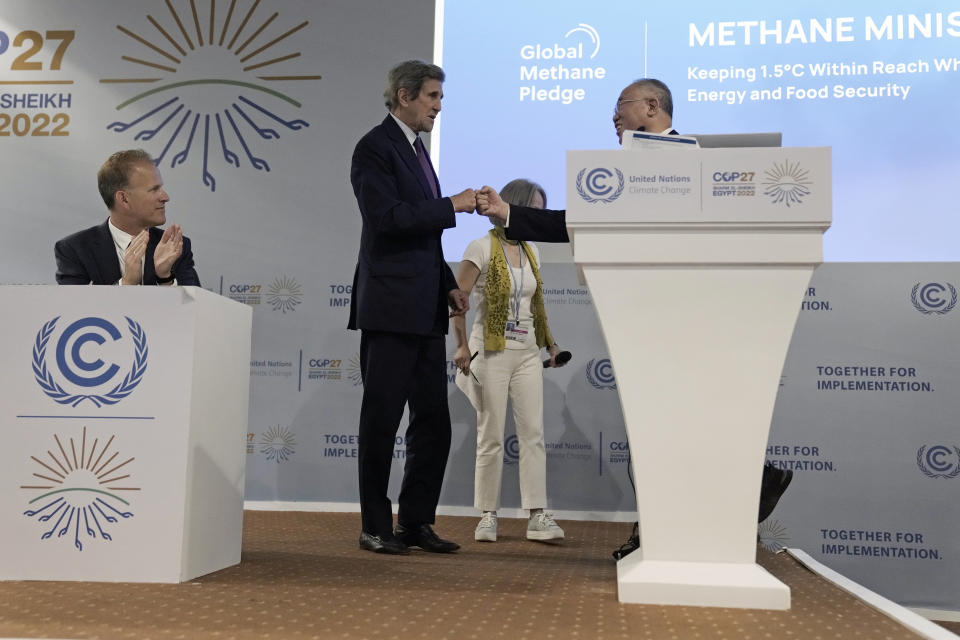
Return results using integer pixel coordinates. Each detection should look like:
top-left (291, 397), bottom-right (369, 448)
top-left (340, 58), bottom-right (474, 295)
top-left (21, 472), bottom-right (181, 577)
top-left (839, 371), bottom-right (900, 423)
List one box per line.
top-left (453, 179), bottom-right (566, 542)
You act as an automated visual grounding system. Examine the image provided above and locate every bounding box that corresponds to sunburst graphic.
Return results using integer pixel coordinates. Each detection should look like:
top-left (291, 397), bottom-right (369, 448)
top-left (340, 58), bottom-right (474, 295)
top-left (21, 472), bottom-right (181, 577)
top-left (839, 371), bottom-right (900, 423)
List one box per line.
top-left (100, 0), bottom-right (321, 191)
top-left (259, 424), bottom-right (296, 462)
top-left (265, 275), bottom-right (302, 313)
top-left (762, 160), bottom-right (811, 207)
top-left (20, 427), bottom-right (140, 551)
top-left (758, 519), bottom-right (791, 552)
top-left (346, 353), bottom-right (363, 387)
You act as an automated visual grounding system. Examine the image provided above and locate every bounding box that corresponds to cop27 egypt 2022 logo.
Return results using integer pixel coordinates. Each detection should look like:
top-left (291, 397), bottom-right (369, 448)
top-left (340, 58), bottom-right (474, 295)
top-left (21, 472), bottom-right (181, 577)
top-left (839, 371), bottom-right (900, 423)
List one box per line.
top-left (763, 160), bottom-right (811, 207)
top-left (101, 0), bottom-right (321, 191)
top-left (21, 427), bottom-right (139, 551)
top-left (33, 316), bottom-right (148, 408)
top-left (911, 282), bottom-right (957, 315)
top-left (260, 424), bottom-right (296, 463)
top-left (576, 167), bottom-right (624, 203)
top-left (758, 519), bottom-right (790, 552)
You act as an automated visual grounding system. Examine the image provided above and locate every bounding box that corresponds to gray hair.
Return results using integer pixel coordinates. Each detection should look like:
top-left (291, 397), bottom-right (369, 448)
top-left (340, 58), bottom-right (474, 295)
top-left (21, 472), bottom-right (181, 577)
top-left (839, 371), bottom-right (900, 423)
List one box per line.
top-left (628, 78), bottom-right (673, 118)
top-left (97, 149), bottom-right (154, 209)
top-left (499, 178), bottom-right (547, 209)
top-left (383, 60), bottom-right (445, 110)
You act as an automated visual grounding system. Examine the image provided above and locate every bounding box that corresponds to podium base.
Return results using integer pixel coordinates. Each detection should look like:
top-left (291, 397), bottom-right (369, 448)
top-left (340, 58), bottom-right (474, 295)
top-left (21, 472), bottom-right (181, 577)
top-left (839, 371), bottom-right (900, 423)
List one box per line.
top-left (616, 550), bottom-right (791, 610)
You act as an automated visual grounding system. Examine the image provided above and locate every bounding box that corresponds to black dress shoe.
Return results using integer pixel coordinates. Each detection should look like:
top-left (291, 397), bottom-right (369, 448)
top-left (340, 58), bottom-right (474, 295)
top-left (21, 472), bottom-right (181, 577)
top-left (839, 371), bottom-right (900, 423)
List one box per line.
top-left (359, 531), bottom-right (409, 555)
top-left (612, 521), bottom-right (640, 561)
top-left (758, 465), bottom-right (794, 522)
top-left (394, 523), bottom-right (460, 553)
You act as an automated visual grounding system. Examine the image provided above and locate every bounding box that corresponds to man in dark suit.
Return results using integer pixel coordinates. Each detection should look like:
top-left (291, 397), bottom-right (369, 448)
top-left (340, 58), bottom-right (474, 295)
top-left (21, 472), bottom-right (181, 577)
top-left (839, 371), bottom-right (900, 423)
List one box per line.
top-left (349, 60), bottom-right (477, 555)
top-left (55, 149), bottom-right (199, 286)
top-left (476, 78), bottom-right (793, 532)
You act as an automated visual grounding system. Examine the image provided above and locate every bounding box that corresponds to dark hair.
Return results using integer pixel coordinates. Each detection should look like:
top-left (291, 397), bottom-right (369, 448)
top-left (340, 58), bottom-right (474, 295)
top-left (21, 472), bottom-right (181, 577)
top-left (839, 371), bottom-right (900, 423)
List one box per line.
top-left (97, 149), bottom-right (154, 209)
top-left (499, 178), bottom-right (547, 209)
top-left (383, 60), bottom-right (445, 110)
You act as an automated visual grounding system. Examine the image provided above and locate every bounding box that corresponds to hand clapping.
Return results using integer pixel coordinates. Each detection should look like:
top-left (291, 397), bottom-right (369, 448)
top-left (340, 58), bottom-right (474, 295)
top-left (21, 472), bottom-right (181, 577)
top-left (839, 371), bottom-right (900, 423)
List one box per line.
top-left (120, 230), bottom-right (149, 285)
top-left (153, 224), bottom-right (184, 283)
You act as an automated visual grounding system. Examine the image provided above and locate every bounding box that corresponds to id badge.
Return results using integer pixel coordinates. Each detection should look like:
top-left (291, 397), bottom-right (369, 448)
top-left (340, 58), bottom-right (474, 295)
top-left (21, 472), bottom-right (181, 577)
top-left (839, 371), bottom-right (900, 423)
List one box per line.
top-left (504, 321), bottom-right (529, 342)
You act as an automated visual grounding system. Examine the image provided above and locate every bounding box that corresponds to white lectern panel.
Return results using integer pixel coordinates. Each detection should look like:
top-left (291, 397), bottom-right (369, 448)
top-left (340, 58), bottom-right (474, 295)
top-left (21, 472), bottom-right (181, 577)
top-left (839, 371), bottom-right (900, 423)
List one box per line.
top-left (567, 146), bottom-right (831, 609)
top-left (0, 286), bottom-right (251, 583)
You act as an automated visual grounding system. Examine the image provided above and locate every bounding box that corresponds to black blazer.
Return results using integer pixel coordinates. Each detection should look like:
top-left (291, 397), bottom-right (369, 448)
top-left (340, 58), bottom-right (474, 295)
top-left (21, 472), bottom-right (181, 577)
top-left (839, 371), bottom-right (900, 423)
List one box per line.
top-left (54, 220), bottom-right (200, 286)
top-left (506, 129), bottom-right (680, 244)
top-left (348, 115), bottom-right (457, 335)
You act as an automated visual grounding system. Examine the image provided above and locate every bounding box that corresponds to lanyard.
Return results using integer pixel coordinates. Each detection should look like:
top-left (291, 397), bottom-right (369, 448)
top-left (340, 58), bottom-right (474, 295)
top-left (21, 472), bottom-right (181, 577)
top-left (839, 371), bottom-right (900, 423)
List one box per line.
top-left (497, 238), bottom-right (524, 323)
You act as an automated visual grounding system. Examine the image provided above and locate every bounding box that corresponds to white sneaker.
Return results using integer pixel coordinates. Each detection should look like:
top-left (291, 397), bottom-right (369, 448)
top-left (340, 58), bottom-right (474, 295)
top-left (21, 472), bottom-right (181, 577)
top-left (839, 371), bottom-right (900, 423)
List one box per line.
top-left (475, 512), bottom-right (498, 542)
top-left (527, 512), bottom-right (564, 541)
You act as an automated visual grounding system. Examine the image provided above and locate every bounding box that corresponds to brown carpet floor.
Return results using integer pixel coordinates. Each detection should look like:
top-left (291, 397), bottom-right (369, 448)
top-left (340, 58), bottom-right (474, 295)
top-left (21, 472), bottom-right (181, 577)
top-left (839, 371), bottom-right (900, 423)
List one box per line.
top-left (0, 511), bottom-right (956, 639)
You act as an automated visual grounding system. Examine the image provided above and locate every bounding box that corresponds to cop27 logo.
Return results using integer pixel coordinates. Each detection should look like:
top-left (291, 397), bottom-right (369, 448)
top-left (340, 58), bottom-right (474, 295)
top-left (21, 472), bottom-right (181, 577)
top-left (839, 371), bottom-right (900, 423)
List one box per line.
top-left (586, 357), bottom-right (617, 390)
top-left (762, 160), bottom-right (811, 207)
top-left (33, 316), bottom-right (148, 408)
top-left (21, 427), bottom-right (138, 551)
top-left (916, 445), bottom-right (960, 479)
top-left (911, 282), bottom-right (957, 315)
top-left (260, 425), bottom-right (297, 463)
top-left (758, 519), bottom-right (790, 552)
top-left (101, 0), bottom-right (321, 192)
top-left (576, 167), bottom-right (624, 203)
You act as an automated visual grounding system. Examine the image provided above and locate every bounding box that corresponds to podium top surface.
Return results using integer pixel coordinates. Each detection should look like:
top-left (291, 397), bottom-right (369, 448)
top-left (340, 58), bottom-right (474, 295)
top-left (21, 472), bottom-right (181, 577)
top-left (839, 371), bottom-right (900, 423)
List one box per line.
top-left (691, 132), bottom-right (782, 148)
top-left (1, 285), bottom-right (244, 307)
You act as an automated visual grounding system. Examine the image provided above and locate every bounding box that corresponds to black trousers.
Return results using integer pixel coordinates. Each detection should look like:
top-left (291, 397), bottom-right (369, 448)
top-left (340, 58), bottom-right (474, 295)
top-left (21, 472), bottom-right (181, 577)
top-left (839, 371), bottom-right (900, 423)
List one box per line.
top-left (357, 330), bottom-right (451, 538)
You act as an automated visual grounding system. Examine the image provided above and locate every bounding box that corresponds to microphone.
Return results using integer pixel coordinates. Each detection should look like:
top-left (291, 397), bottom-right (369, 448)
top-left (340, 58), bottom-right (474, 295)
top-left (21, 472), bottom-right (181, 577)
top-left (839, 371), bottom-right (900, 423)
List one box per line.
top-left (543, 350), bottom-right (572, 368)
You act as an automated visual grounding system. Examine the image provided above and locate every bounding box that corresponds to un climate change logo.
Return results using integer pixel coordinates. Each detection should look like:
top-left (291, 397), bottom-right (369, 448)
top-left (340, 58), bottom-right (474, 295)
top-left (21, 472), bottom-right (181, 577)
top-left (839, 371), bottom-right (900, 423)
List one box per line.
top-left (911, 282), bottom-right (957, 315)
top-left (576, 167), bottom-right (624, 203)
top-left (503, 434), bottom-right (520, 464)
top-left (917, 445), bottom-right (960, 479)
top-left (33, 316), bottom-right (147, 408)
top-left (586, 358), bottom-right (617, 390)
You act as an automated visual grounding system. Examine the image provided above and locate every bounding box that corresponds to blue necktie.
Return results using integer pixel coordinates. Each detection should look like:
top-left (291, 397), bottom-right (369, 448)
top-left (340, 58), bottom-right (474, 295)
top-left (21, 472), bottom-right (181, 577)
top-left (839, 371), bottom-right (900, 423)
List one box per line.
top-left (413, 136), bottom-right (439, 199)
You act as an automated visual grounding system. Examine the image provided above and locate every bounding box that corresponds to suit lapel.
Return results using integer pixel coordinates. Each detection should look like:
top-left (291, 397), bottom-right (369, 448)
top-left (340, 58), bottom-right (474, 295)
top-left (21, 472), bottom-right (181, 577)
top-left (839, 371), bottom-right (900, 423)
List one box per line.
top-left (93, 220), bottom-right (123, 285)
top-left (382, 115), bottom-right (440, 200)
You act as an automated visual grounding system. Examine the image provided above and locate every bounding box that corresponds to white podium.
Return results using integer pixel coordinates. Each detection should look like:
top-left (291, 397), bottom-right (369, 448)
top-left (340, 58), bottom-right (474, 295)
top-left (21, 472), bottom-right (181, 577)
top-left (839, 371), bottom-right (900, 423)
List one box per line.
top-left (0, 286), bottom-right (252, 583)
top-left (567, 147), bottom-right (831, 608)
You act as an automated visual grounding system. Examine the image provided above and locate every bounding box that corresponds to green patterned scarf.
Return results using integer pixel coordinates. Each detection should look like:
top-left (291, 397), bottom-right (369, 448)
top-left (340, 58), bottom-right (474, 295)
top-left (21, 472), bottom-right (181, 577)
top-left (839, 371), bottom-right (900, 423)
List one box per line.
top-left (483, 227), bottom-right (554, 351)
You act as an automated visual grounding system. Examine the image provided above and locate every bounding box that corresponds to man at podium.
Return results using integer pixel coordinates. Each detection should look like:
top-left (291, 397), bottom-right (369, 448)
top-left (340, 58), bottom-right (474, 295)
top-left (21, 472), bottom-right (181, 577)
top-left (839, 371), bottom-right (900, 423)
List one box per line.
top-left (477, 79), bottom-right (676, 242)
top-left (476, 78), bottom-right (794, 538)
top-left (54, 149), bottom-right (200, 286)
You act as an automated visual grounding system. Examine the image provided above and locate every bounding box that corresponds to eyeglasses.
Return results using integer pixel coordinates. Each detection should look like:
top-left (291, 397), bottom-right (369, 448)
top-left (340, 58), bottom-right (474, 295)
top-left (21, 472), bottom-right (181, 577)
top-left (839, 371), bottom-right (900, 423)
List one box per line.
top-left (614, 97), bottom-right (651, 115)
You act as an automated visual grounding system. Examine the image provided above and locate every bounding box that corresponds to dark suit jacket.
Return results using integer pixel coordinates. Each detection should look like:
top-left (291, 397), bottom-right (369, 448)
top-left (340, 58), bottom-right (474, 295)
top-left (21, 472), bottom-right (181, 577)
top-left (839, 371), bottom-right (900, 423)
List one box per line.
top-left (54, 220), bottom-right (200, 286)
top-left (348, 115), bottom-right (457, 335)
top-left (506, 129), bottom-right (680, 244)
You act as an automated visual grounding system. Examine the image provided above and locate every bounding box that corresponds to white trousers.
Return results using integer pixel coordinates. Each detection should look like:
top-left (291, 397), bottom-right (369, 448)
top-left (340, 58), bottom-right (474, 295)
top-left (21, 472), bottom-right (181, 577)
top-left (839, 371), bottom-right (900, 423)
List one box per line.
top-left (470, 343), bottom-right (547, 511)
